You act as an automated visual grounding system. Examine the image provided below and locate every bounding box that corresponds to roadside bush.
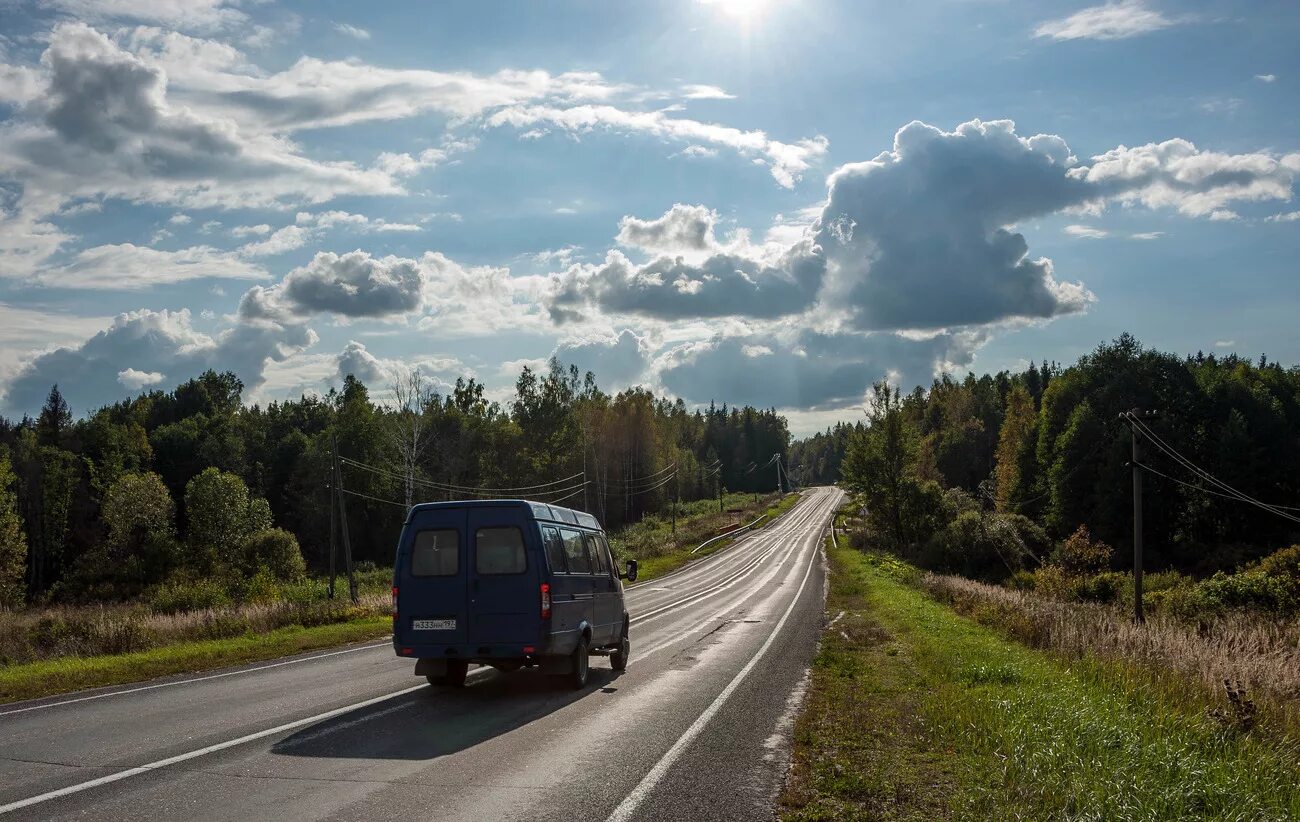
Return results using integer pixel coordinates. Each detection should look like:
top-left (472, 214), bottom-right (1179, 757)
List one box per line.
top-left (916, 510), bottom-right (1029, 582)
top-left (1007, 570), bottom-right (1036, 591)
top-left (240, 528), bottom-right (306, 581)
top-left (1254, 544), bottom-right (1300, 580)
top-left (148, 576), bottom-right (232, 613)
top-left (1050, 525), bottom-right (1114, 575)
top-left (1072, 571), bottom-right (1128, 603)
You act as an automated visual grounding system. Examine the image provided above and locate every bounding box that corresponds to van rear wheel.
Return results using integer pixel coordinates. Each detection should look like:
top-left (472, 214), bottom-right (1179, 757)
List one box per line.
top-left (569, 639), bottom-right (590, 689)
top-left (611, 628), bottom-right (630, 672)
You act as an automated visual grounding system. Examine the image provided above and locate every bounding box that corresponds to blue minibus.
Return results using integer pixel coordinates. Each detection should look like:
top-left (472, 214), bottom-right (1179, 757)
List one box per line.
top-left (391, 499), bottom-right (637, 689)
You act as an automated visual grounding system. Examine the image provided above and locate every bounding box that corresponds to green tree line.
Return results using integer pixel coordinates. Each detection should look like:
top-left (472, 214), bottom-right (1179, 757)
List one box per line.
top-left (795, 334), bottom-right (1300, 579)
top-left (0, 359), bottom-right (791, 605)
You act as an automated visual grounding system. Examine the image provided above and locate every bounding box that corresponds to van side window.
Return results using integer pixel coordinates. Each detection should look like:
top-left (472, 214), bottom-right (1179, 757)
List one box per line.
top-left (476, 527), bottom-right (527, 575)
top-left (542, 525), bottom-right (567, 573)
top-left (585, 533), bottom-right (609, 575)
top-left (412, 529), bottom-right (458, 577)
top-left (561, 528), bottom-right (592, 574)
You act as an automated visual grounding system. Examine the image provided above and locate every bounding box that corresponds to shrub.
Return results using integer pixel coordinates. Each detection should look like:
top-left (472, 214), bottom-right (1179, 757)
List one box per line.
top-left (917, 510), bottom-right (1028, 582)
top-left (1254, 544), bottom-right (1300, 580)
top-left (148, 576), bottom-right (232, 613)
top-left (1073, 571), bottom-right (1127, 604)
top-left (240, 528), bottom-right (306, 581)
top-left (1051, 525), bottom-right (1114, 576)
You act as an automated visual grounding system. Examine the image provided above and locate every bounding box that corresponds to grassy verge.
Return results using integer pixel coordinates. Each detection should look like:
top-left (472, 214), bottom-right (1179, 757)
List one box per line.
top-left (0, 615), bottom-right (392, 705)
top-left (781, 539), bottom-right (1300, 820)
top-left (619, 491), bottom-right (802, 583)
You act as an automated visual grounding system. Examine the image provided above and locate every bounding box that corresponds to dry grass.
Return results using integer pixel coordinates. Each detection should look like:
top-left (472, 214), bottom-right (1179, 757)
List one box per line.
top-left (0, 594), bottom-right (388, 666)
top-left (922, 573), bottom-right (1300, 730)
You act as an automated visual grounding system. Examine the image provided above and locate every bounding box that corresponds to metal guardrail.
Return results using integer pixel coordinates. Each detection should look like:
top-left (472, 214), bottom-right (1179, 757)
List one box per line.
top-left (690, 513), bottom-right (766, 554)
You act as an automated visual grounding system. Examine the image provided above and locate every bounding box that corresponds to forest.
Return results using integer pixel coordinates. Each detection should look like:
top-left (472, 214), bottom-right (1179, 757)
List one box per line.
top-left (793, 334), bottom-right (1300, 617)
top-left (3, 332), bottom-right (1297, 613)
top-left (0, 361), bottom-right (790, 607)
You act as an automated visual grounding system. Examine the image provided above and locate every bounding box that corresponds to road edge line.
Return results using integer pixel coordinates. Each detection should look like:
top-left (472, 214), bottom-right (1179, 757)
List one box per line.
top-left (605, 490), bottom-right (833, 822)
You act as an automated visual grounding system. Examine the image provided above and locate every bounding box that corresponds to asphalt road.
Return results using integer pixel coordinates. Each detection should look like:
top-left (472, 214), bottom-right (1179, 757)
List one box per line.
top-left (0, 486), bottom-right (842, 822)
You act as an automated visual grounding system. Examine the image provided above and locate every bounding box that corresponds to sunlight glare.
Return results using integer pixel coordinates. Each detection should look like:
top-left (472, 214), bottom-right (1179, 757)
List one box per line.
top-left (702, 0), bottom-right (774, 22)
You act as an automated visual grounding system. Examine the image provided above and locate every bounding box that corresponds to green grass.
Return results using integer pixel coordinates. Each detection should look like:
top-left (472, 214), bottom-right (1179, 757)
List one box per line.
top-left (618, 491), bottom-right (802, 584)
top-left (781, 540), bottom-right (1300, 821)
top-left (0, 615), bottom-right (391, 705)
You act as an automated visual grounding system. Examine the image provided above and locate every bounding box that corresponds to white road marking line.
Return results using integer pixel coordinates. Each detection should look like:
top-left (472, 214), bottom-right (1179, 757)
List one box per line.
top-left (0, 489), bottom-right (836, 815)
top-left (605, 500), bottom-right (827, 822)
top-left (0, 684), bottom-right (428, 815)
top-left (1, 497), bottom-right (814, 716)
top-left (0, 641), bottom-right (393, 717)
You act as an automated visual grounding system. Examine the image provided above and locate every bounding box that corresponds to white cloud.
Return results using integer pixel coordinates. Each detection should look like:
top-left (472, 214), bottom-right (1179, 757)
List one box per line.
top-left (334, 23), bottom-right (371, 40)
top-left (1064, 224), bottom-right (1108, 238)
top-left (1255, 74), bottom-right (1277, 83)
top-left (237, 225), bottom-right (312, 257)
top-left (231, 223), bottom-right (272, 237)
top-left (616, 203), bottom-right (722, 254)
top-left (2, 307), bottom-right (315, 415)
top-left (674, 145), bottom-right (719, 159)
top-left (657, 329), bottom-right (982, 410)
top-left (36, 243), bottom-right (268, 289)
top-left (1214, 340), bottom-right (1235, 348)
top-left (486, 104), bottom-right (828, 188)
top-left (0, 21), bottom-right (403, 256)
top-left (1068, 137), bottom-right (1297, 218)
top-left (49, 0), bottom-right (248, 32)
top-left (1266, 210), bottom-right (1300, 222)
top-left (116, 367), bottom-right (165, 389)
top-left (168, 213), bottom-right (191, 225)
top-left (0, 302), bottom-right (113, 384)
top-left (1130, 231), bottom-right (1166, 239)
top-left (549, 119), bottom-right (1298, 335)
top-left (552, 330), bottom-right (651, 388)
top-left (254, 250), bottom-right (429, 319)
top-left (1035, 1), bottom-right (1176, 41)
top-left (680, 84), bottom-right (735, 100)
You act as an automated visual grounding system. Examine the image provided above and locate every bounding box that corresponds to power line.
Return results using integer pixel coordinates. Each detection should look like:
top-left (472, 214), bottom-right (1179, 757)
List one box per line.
top-left (340, 456), bottom-right (582, 495)
top-left (341, 487), bottom-right (409, 509)
top-left (1125, 414), bottom-right (1300, 524)
top-left (1134, 461), bottom-right (1300, 522)
top-left (604, 463), bottom-right (679, 489)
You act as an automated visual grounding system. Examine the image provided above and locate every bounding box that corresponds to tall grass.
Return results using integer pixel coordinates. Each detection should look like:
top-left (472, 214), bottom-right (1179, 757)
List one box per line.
top-left (923, 572), bottom-right (1300, 732)
top-left (0, 594), bottom-right (388, 666)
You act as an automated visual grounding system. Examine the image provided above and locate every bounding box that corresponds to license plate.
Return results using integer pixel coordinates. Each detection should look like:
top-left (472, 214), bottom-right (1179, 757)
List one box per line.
top-left (412, 618), bottom-right (456, 631)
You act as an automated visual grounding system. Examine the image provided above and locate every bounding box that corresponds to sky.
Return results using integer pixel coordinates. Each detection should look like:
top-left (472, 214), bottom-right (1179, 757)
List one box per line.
top-left (0, 0), bottom-right (1297, 436)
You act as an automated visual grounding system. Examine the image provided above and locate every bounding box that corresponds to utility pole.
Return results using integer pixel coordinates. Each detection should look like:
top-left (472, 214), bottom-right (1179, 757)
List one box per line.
top-left (1121, 410), bottom-right (1159, 624)
top-left (775, 455), bottom-right (783, 494)
top-left (332, 433), bottom-right (359, 604)
top-left (671, 470), bottom-right (678, 537)
top-left (327, 467), bottom-right (336, 600)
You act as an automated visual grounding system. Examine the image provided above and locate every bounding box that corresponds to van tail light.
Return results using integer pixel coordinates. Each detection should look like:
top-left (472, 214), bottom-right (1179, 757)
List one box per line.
top-left (540, 583), bottom-right (551, 620)
top-left (391, 586), bottom-right (399, 622)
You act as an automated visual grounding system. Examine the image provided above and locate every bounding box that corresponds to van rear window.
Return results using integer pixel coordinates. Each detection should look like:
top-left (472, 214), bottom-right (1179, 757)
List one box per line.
top-left (561, 528), bottom-right (592, 574)
top-left (412, 529), bottom-right (458, 577)
top-left (477, 527), bottom-right (527, 575)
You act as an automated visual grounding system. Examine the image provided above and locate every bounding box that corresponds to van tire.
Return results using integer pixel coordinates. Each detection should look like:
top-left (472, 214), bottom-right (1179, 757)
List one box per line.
top-left (611, 626), bottom-right (630, 672)
top-left (569, 638), bottom-right (590, 689)
top-left (430, 659), bottom-right (469, 688)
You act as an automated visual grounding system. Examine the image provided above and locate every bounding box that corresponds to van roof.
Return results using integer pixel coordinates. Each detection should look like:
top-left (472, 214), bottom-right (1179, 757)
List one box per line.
top-left (407, 498), bottom-right (603, 531)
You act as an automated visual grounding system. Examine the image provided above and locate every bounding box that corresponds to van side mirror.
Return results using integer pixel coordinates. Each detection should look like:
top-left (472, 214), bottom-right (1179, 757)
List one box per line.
top-left (622, 559), bottom-right (638, 582)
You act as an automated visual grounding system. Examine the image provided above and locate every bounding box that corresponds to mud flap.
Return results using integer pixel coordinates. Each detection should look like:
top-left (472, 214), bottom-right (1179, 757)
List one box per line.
top-left (539, 655), bottom-right (574, 675)
top-left (415, 658), bottom-right (447, 677)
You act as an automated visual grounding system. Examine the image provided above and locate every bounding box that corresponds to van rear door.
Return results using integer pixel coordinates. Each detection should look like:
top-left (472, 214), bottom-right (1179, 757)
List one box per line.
top-left (398, 507), bottom-right (468, 645)
top-left (467, 506), bottom-right (540, 646)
